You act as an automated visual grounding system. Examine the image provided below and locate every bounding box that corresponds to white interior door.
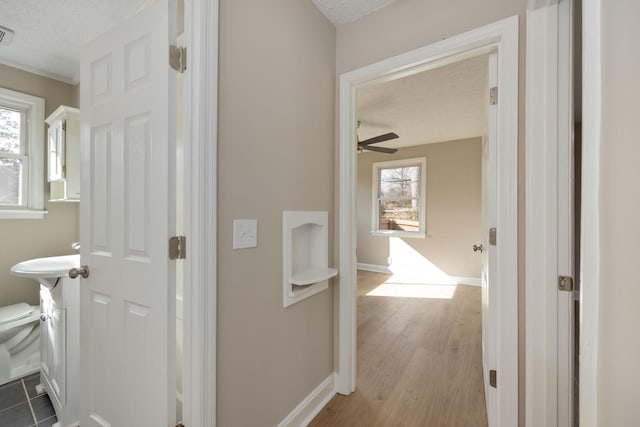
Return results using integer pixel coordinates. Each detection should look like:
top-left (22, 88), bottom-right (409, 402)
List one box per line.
top-left (481, 52), bottom-right (498, 427)
top-left (79, 1), bottom-right (177, 425)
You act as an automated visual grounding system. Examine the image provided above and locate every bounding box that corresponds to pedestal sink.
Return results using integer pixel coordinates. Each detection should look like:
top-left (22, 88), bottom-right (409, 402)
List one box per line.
top-left (10, 254), bottom-right (80, 288)
top-left (11, 254), bottom-right (81, 425)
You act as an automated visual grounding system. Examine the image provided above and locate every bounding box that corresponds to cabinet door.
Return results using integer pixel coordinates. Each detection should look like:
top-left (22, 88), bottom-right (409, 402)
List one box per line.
top-left (40, 292), bottom-right (50, 380)
top-left (48, 305), bottom-right (67, 406)
top-left (47, 120), bottom-right (65, 182)
top-left (40, 293), bottom-right (66, 408)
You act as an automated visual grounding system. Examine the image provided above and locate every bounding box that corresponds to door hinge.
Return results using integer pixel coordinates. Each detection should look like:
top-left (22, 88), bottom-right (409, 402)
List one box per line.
top-left (169, 45), bottom-right (187, 73)
top-left (558, 275), bottom-right (574, 292)
top-left (489, 86), bottom-right (498, 105)
top-left (489, 369), bottom-right (497, 388)
top-left (62, 120), bottom-right (67, 132)
top-left (489, 227), bottom-right (497, 246)
top-left (169, 235), bottom-right (186, 260)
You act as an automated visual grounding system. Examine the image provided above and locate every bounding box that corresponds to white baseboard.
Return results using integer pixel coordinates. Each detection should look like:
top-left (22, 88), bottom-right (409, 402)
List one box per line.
top-left (357, 263), bottom-right (480, 286)
top-left (356, 262), bottom-right (392, 274)
top-left (277, 373), bottom-right (336, 427)
top-left (450, 276), bottom-right (481, 286)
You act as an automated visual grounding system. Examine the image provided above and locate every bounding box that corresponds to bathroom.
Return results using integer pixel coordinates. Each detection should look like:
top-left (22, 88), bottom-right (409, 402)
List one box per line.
top-left (0, 2), bottom-right (186, 425)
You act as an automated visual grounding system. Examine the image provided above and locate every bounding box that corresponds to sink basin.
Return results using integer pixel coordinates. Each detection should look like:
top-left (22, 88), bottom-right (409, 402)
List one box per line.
top-left (11, 254), bottom-right (81, 288)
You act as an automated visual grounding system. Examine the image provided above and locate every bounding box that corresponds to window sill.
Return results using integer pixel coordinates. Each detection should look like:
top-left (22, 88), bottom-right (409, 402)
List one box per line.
top-left (370, 230), bottom-right (426, 239)
top-left (0, 210), bottom-right (48, 219)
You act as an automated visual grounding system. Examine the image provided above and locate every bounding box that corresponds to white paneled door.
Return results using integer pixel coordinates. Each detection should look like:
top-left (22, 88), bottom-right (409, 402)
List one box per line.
top-left (79, 1), bottom-right (177, 426)
top-left (481, 52), bottom-right (498, 427)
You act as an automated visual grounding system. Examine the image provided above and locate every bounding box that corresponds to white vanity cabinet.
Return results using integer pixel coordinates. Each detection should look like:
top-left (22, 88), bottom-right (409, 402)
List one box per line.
top-left (45, 106), bottom-right (80, 201)
top-left (39, 277), bottom-right (79, 426)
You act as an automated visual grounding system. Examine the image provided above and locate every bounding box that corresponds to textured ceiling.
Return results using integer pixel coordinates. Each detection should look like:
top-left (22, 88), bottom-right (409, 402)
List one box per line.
top-left (357, 55), bottom-right (489, 150)
top-left (0, 0), bottom-right (395, 83)
top-left (312, 0), bottom-right (401, 25)
top-left (0, 0), bottom-right (153, 83)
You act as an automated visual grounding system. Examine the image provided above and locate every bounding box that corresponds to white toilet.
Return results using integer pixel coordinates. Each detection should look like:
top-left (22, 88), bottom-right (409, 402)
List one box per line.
top-left (0, 303), bottom-right (40, 385)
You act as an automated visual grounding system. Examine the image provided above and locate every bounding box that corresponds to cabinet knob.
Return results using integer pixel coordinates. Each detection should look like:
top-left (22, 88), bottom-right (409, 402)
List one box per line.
top-left (40, 313), bottom-right (48, 322)
top-left (68, 265), bottom-right (89, 279)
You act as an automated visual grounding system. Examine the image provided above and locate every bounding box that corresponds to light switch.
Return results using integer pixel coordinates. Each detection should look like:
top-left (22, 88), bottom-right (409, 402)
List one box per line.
top-left (233, 219), bottom-right (257, 249)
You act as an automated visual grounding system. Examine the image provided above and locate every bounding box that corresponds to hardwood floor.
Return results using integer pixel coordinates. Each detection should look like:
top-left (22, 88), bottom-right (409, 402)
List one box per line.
top-left (309, 270), bottom-right (487, 427)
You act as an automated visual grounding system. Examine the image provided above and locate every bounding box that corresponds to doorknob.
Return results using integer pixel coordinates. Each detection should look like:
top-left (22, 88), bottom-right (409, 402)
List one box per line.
top-left (68, 265), bottom-right (90, 279)
top-left (473, 244), bottom-right (485, 253)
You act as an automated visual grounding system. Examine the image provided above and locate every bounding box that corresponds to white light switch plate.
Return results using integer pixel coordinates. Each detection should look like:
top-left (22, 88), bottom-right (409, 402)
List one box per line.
top-left (233, 219), bottom-right (257, 249)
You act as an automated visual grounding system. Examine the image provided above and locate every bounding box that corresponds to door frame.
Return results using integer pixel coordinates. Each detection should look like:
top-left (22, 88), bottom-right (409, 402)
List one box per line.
top-left (578, 0), bottom-right (600, 425)
top-left (336, 16), bottom-right (519, 427)
top-left (182, 0), bottom-right (218, 425)
top-left (524, 1), bottom-right (576, 426)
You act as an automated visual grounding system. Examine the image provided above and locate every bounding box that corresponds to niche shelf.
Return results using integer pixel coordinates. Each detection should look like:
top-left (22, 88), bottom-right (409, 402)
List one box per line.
top-left (283, 211), bottom-right (337, 308)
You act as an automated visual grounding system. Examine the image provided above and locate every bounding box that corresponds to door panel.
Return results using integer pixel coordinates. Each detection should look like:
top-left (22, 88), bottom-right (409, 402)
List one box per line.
top-left (80, 1), bottom-right (176, 426)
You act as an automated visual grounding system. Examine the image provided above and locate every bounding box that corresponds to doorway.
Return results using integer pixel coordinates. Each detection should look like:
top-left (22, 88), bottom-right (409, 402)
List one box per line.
top-left (349, 53), bottom-right (489, 425)
top-left (336, 17), bottom-right (519, 427)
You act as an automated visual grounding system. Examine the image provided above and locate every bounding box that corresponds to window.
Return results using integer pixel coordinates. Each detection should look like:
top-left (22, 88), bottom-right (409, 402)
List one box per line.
top-left (0, 87), bottom-right (45, 219)
top-left (372, 157), bottom-right (426, 237)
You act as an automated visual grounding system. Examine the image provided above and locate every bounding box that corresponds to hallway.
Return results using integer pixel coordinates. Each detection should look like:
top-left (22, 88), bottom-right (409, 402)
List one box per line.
top-left (310, 270), bottom-right (487, 427)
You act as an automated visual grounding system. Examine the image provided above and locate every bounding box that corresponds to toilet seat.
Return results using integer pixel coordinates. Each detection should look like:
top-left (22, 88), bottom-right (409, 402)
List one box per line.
top-left (0, 303), bottom-right (34, 325)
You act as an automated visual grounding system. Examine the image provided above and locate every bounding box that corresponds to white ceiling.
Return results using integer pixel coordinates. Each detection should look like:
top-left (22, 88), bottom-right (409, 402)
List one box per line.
top-left (0, 0), bottom-right (396, 84)
top-left (0, 0), bottom-right (153, 84)
top-left (356, 55), bottom-right (489, 150)
top-left (312, 0), bottom-right (401, 25)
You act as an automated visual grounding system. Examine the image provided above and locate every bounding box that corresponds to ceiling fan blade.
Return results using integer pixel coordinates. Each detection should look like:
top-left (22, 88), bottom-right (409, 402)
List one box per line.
top-left (358, 132), bottom-right (399, 146)
top-left (364, 145), bottom-right (398, 154)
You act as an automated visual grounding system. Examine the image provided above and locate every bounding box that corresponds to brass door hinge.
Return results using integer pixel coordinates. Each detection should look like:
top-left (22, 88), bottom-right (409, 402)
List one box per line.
top-left (169, 235), bottom-right (186, 260)
top-left (489, 227), bottom-right (497, 246)
top-left (169, 45), bottom-right (187, 73)
top-left (489, 86), bottom-right (498, 105)
top-left (558, 275), bottom-right (574, 292)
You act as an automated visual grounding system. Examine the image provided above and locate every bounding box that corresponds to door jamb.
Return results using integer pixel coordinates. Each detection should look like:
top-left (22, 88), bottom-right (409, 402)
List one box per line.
top-left (182, 0), bottom-right (218, 425)
top-left (336, 16), bottom-right (519, 427)
top-left (525, 1), bottom-right (577, 425)
top-left (579, 0), bottom-right (601, 425)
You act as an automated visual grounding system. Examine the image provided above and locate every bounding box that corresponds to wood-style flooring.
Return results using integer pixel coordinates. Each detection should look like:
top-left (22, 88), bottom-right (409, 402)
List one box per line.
top-left (309, 270), bottom-right (487, 427)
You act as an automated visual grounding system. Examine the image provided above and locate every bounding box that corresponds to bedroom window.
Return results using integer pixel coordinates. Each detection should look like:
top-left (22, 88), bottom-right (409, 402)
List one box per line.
top-left (0, 87), bottom-right (45, 218)
top-left (372, 157), bottom-right (426, 237)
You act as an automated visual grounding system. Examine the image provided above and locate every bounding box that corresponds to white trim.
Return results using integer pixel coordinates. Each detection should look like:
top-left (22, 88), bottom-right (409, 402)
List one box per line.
top-left (182, 0), bottom-right (218, 425)
top-left (0, 209), bottom-right (47, 219)
top-left (277, 374), bottom-right (336, 427)
top-left (450, 276), bottom-right (481, 286)
top-left (526, 2), bottom-right (578, 425)
top-left (356, 263), bottom-right (480, 286)
top-left (337, 16), bottom-right (519, 427)
top-left (356, 262), bottom-right (393, 274)
top-left (580, 0), bottom-right (601, 425)
top-left (0, 58), bottom-right (79, 85)
top-left (525, 5), bottom-right (561, 427)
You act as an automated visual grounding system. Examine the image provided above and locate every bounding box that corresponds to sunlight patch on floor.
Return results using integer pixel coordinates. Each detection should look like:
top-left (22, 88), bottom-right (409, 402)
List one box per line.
top-left (366, 282), bottom-right (457, 299)
top-left (388, 237), bottom-right (458, 285)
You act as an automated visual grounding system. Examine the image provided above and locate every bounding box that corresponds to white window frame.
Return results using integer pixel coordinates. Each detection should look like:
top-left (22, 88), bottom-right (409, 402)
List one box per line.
top-left (0, 87), bottom-right (45, 219)
top-left (371, 156), bottom-right (426, 238)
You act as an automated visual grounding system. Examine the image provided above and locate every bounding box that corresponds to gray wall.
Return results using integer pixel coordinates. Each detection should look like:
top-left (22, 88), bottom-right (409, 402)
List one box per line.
top-left (217, 0), bottom-right (336, 425)
top-left (357, 138), bottom-right (482, 278)
top-left (0, 64), bottom-right (78, 307)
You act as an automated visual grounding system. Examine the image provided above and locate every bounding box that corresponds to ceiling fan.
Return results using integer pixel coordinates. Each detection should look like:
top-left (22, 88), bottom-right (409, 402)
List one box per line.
top-left (357, 121), bottom-right (399, 154)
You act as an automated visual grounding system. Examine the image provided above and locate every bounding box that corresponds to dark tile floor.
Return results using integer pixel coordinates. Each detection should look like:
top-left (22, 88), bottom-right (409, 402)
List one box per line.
top-left (0, 373), bottom-right (57, 427)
